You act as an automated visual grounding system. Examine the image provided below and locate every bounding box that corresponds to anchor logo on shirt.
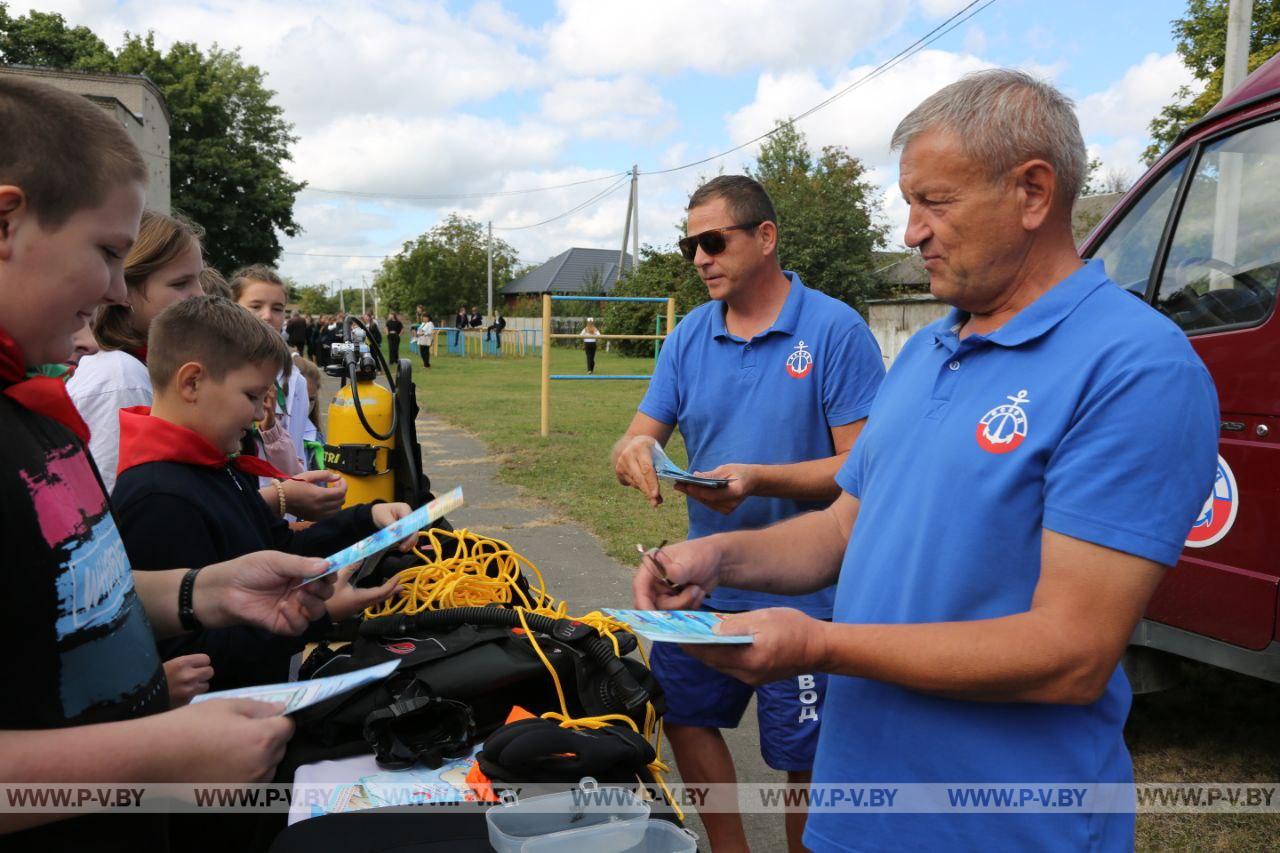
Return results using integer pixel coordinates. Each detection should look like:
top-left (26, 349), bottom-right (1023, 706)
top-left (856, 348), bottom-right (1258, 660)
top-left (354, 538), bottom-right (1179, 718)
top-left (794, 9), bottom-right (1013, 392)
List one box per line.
top-left (976, 390), bottom-right (1030, 454)
top-left (786, 341), bottom-right (814, 379)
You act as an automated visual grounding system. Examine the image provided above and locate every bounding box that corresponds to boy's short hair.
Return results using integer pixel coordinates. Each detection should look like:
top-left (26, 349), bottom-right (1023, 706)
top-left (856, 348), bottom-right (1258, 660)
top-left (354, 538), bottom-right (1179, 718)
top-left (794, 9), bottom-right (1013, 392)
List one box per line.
top-left (229, 264), bottom-right (286, 300)
top-left (148, 296), bottom-right (291, 389)
top-left (0, 75), bottom-right (148, 228)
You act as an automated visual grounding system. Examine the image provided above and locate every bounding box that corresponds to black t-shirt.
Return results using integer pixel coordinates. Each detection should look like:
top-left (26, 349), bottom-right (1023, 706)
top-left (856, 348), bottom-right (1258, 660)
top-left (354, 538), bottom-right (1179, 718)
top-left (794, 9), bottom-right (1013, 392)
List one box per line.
top-left (385, 319), bottom-right (403, 336)
top-left (0, 395), bottom-right (168, 850)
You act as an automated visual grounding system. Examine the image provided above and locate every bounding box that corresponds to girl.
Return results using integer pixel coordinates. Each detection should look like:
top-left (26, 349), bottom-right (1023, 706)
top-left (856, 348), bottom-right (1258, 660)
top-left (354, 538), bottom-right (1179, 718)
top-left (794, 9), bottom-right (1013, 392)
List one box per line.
top-left (580, 317), bottom-right (600, 374)
top-left (415, 313), bottom-right (435, 368)
top-left (68, 209), bottom-right (204, 492)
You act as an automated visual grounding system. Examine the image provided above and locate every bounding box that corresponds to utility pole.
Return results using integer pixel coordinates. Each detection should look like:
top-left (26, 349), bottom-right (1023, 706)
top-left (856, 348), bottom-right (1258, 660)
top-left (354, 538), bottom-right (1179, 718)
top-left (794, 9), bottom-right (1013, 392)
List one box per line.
top-left (618, 167), bottom-right (636, 279)
top-left (1211, 0), bottom-right (1254, 289)
top-left (487, 220), bottom-right (494, 318)
top-left (361, 275), bottom-right (367, 316)
top-left (630, 165), bottom-right (639, 270)
top-left (1223, 0), bottom-right (1254, 97)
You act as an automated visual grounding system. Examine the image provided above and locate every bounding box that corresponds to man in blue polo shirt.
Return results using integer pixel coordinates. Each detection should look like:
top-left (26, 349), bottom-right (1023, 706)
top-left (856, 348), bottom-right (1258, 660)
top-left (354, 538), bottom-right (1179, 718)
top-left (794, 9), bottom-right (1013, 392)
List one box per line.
top-left (633, 71), bottom-right (1219, 851)
top-left (612, 174), bottom-right (884, 851)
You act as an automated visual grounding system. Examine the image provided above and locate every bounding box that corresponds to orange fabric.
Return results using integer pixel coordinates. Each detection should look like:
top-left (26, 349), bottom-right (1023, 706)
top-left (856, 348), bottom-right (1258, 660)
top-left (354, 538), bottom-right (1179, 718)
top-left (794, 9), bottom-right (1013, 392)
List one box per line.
top-left (463, 705), bottom-right (538, 802)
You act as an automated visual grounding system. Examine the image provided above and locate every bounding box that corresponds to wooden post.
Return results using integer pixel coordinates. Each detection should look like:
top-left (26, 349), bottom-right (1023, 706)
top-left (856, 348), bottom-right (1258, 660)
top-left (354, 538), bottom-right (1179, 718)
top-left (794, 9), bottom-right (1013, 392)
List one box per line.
top-left (541, 294), bottom-right (552, 437)
top-left (666, 297), bottom-right (676, 339)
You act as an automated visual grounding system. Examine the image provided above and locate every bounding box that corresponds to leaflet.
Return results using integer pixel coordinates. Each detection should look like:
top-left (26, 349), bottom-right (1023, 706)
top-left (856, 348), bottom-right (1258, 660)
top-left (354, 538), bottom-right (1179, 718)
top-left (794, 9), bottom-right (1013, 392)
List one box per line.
top-left (191, 660), bottom-right (400, 714)
top-left (603, 609), bottom-right (754, 644)
top-left (650, 444), bottom-right (730, 489)
top-left (296, 486), bottom-right (464, 587)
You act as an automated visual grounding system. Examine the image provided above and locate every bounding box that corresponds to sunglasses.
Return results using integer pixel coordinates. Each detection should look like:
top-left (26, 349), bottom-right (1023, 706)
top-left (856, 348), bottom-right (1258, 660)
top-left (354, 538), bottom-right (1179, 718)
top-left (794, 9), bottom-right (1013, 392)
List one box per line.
top-left (678, 221), bottom-right (763, 261)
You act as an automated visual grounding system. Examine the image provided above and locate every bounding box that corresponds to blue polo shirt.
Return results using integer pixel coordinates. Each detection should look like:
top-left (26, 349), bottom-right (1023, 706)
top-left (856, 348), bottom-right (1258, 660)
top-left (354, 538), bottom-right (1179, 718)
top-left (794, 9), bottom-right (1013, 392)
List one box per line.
top-left (639, 272), bottom-right (884, 617)
top-left (804, 261), bottom-right (1218, 852)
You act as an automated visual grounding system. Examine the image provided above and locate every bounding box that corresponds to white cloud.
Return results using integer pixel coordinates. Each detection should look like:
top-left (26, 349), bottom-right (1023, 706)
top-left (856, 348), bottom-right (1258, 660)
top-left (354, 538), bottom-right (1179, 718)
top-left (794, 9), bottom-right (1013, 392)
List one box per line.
top-left (546, 0), bottom-right (908, 76)
top-left (726, 49), bottom-right (993, 173)
top-left (1077, 52), bottom-right (1197, 140)
top-left (540, 76), bottom-right (677, 140)
top-left (292, 113), bottom-right (566, 194)
top-left (917, 0), bottom-right (976, 16)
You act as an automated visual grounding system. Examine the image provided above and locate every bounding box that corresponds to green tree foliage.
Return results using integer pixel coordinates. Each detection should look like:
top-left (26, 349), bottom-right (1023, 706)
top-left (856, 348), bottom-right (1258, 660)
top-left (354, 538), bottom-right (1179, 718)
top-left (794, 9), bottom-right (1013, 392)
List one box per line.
top-left (603, 248), bottom-right (706, 356)
top-left (294, 285), bottom-right (337, 315)
top-left (0, 6), bottom-right (304, 271)
top-left (1145, 0), bottom-right (1280, 163)
top-left (373, 214), bottom-right (519, 322)
top-left (751, 121), bottom-right (887, 311)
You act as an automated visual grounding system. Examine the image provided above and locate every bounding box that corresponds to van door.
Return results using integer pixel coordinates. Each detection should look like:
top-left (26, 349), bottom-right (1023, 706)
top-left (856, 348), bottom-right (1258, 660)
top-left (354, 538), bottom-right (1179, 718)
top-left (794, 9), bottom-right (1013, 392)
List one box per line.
top-left (1143, 115), bottom-right (1280, 649)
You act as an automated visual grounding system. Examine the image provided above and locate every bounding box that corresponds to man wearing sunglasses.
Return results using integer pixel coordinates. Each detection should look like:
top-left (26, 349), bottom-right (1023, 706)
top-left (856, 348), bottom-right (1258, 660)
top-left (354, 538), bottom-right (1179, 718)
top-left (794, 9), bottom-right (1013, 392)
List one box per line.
top-left (612, 175), bottom-right (885, 852)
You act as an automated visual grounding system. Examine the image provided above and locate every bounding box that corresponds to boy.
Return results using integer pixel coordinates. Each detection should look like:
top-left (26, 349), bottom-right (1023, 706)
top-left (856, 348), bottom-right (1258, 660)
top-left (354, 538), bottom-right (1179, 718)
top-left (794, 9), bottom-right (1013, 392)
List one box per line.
top-left (112, 296), bottom-right (404, 690)
top-left (0, 75), bottom-right (336, 851)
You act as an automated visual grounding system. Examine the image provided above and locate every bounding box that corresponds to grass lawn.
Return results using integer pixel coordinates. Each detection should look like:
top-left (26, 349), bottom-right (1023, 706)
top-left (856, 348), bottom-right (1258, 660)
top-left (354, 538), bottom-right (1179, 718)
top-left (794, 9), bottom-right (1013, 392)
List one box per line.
top-left (406, 345), bottom-right (688, 564)
top-left (396, 342), bottom-right (1280, 852)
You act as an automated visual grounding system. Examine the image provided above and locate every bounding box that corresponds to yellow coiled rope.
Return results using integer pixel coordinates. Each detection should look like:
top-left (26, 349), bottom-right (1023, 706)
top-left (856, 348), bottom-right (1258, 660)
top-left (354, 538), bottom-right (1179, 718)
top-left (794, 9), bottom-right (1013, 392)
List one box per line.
top-left (363, 527), bottom-right (681, 819)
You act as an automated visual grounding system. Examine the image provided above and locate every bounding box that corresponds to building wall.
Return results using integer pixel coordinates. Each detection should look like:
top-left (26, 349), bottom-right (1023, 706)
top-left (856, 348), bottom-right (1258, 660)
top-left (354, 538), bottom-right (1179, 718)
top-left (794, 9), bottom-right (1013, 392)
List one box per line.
top-left (867, 297), bottom-right (950, 367)
top-left (0, 66), bottom-right (171, 213)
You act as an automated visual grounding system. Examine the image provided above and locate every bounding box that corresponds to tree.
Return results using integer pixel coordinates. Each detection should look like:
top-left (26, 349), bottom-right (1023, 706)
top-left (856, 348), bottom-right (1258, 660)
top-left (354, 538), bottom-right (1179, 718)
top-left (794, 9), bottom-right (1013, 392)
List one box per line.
top-left (373, 214), bottom-right (519, 321)
top-left (750, 121), bottom-right (888, 312)
top-left (0, 7), bottom-right (304, 271)
top-left (294, 285), bottom-right (337, 315)
top-left (603, 248), bottom-right (706, 356)
top-left (1144, 0), bottom-right (1280, 162)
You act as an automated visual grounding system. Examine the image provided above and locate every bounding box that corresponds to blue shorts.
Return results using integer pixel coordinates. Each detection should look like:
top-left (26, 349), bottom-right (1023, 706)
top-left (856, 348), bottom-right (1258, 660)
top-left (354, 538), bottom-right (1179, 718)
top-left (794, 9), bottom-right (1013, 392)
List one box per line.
top-left (651, 624), bottom-right (827, 772)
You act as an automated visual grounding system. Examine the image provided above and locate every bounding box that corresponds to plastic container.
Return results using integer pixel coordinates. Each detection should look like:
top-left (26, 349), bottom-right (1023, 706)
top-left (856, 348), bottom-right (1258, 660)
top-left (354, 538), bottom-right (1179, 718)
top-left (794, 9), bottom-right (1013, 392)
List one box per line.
top-left (485, 778), bottom-right (650, 853)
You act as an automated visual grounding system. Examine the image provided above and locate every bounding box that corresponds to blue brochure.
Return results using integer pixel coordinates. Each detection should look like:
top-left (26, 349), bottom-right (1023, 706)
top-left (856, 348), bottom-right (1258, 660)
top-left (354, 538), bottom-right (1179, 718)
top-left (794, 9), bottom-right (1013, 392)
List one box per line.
top-left (603, 608), bottom-right (754, 644)
top-left (650, 444), bottom-right (730, 489)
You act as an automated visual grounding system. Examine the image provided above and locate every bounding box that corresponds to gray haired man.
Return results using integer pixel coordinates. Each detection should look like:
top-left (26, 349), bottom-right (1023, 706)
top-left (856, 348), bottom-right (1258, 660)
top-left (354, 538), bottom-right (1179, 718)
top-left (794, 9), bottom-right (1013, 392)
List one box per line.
top-left (635, 70), bottom-right (1218, 851)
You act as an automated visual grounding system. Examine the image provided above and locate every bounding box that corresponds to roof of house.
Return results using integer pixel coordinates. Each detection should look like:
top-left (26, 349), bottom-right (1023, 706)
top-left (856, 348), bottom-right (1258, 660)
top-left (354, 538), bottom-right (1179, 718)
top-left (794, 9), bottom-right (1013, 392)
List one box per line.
top-left (502, 247), bottom-right (634, 296)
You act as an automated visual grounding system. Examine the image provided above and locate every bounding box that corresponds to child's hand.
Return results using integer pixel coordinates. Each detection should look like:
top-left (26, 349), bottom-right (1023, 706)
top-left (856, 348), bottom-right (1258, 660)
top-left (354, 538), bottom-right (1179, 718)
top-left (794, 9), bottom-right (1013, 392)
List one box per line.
top-left (370, 502), bottom-right (419, 551)
top-left (164, 654), bottom-right (214, 706)
top-left (325, 563), bottom-right (400, 622)
top-left (283, 471), bottom-right (348, 520)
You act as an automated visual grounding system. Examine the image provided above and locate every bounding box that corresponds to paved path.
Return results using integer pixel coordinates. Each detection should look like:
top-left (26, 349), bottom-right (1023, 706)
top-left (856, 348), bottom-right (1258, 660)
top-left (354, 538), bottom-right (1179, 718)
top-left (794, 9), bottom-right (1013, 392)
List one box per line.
top-left (322, 375), bottom-right (790, 850)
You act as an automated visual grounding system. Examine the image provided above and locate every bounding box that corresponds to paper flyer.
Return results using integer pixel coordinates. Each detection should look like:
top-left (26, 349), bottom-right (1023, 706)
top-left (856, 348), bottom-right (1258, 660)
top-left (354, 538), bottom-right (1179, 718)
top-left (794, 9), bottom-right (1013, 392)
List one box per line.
top-left (650, 444), bottom-right (730, 489)
top-left (296, 486), bottom-right (464, 587)
top-left (603, 608), bottom-right (754, 644)
top-left (191, 659), bottom-right (400, 714)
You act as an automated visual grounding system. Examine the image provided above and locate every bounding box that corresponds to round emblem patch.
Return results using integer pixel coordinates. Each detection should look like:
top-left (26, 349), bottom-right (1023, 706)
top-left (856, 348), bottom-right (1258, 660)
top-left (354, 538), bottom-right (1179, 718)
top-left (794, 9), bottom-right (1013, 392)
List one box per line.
top-left (976, 390), bottom-right (1030, 454)
top-left (1185, 455), bottom-right (1238, 549)
top-left (786, 341), bottom-right (813, 379)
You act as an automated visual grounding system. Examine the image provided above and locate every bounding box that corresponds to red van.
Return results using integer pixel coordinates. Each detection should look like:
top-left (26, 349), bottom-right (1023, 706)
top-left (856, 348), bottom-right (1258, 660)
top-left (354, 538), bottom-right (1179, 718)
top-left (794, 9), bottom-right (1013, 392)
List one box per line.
top-left (1081, 53), bottom-right (1280, 686)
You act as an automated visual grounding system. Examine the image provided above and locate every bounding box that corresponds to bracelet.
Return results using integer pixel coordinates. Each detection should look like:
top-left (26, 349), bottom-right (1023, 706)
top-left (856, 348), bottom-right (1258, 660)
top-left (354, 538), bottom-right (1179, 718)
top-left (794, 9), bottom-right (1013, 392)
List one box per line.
top-left (273, 478), bottom-right (287, 517)
top-left (178, 567), bottom-right (203, 631)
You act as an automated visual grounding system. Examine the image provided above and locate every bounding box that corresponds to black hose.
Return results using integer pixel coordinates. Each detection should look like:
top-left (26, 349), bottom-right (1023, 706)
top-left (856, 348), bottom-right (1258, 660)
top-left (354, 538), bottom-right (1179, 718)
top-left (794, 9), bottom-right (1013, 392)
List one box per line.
top-left (361, 606), bottom-right (650, 711)
top-left (342, 316), bottom-right (397, 442)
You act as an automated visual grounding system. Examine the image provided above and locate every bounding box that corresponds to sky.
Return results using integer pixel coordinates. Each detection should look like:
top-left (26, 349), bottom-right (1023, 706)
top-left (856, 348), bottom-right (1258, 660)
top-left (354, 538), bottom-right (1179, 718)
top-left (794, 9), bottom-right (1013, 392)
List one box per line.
top-left (17, 0), bottom-right (1200, 292)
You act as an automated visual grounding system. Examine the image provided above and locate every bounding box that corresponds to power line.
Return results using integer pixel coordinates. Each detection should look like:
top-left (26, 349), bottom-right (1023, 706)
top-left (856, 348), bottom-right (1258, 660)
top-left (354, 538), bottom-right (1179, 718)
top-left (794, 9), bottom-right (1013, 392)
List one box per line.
top-left (299, 170), bottom-right (629, 201)
top-left (492, 175), bottom-right (631, 231)
top-left (282, 250), bottom-right (390, 258)
top-left (640, 0), bottom-right (996, 176)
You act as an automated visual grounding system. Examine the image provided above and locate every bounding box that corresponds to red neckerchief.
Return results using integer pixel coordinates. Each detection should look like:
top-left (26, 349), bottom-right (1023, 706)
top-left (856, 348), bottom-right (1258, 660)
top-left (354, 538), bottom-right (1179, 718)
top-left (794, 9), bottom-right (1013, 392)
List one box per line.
top-left (0, 326), bottom-right (91, 444)
top-left (116, 406), bottom-right (292, 480)
top-left (127, 346), bottom-right (148, 365)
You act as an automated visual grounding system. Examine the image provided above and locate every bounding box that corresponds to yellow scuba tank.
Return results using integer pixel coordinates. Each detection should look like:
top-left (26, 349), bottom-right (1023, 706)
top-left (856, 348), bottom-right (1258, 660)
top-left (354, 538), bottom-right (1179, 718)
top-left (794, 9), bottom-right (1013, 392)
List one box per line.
top-left (325, 377), bottom-right (395, 507)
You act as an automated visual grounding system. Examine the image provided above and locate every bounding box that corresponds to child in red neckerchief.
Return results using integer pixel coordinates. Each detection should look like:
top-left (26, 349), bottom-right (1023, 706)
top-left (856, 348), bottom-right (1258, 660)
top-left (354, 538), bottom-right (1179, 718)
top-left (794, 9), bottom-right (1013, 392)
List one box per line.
top-left (111, 295), bottom-right (404, 691)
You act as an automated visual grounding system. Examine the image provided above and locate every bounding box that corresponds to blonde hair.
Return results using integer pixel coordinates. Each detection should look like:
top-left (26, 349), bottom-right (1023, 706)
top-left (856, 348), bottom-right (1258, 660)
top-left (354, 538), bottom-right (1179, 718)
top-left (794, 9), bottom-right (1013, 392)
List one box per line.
top-left (94, 210), bottom-right (204, 351)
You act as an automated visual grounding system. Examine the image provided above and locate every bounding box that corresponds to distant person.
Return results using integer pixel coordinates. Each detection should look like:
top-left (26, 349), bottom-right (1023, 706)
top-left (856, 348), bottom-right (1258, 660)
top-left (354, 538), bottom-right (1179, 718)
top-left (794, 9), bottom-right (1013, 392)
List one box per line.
top-left (580, 318), bottom-right (600, 374)
top-left (468, 306), bottom-right (483, 328)
top-left (363, 312), bottom-right (382, 348)
top-left (415, 314), bottom-right (436, 369)
top-left (386, 311), bottom-right (404, 364)
top-left (453, 306), bottom-right (467, 347)
top-left (286, 310), bottom-right (308, 355)
top-left (485, 312), bottom-right (506, 348)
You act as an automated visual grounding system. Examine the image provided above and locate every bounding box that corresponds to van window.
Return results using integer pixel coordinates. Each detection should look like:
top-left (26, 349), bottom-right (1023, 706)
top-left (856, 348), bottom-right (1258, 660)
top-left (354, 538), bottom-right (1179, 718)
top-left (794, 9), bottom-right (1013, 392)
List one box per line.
top-left (1092, 157), bottom-right (1187, 296)
top-left (1155, 116), bottom-right (1280, 334)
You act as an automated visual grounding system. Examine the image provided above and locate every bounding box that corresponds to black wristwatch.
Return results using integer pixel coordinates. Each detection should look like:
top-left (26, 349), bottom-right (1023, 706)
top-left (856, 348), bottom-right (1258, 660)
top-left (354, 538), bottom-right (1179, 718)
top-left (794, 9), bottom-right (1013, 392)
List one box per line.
top-left (179, 567), bottom-right (203, 631)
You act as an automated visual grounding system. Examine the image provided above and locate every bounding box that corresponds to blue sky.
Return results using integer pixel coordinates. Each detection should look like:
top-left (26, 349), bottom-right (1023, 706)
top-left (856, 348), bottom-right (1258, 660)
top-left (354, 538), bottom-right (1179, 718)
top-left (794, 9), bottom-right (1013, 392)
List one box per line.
top-left (20, 0), bottom-right (1197, 289)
